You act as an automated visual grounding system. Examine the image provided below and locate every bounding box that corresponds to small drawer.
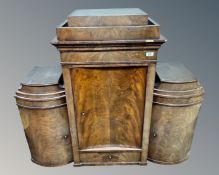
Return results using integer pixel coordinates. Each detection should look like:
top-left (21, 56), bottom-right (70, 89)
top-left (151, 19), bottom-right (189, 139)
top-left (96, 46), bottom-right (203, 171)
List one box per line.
top-left (80, 152), bottom-right (140, 164)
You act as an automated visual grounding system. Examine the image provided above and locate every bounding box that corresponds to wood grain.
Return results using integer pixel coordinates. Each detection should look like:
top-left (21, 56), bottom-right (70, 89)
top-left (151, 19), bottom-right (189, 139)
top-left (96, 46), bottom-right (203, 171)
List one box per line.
top-left (54, 40), bottom-right (165, 166)
top-left (68, 8), bottom-right (148, 27)
top-left (140, 63), bottom-right (156, 163)
top-left (62, 67), bottom-right (80, 165)
top-left (51, 35), bottom-right (167, 46)
top-left (148, 64), bottom-right (204, 164)
top-left (71, 67), bottom-right (146, 150)
top-left (157, 82), bottom-right (200, 91)
top-left (57, 25), bottom-right (160, 41)
top-left (56, 18), bottom-right (160, 41)
top-left (80, 152), bottom-right (140, 163)
top-left (15, 83), bottom-right (73, 167)
top-left (20, 84), bottom-right (60, 94)
top-left (60, 50), bottom-right (158, 64)
top-left (19, 107), bottom-right (72, 167)
top-left (68, 15), bottom-right (148, 27)
top-left (51, 36), bottom-right (166, 49)
top-left (148, 103), bottom-right (202, 164)
top-left (53, 12), bottom-right (166, 165)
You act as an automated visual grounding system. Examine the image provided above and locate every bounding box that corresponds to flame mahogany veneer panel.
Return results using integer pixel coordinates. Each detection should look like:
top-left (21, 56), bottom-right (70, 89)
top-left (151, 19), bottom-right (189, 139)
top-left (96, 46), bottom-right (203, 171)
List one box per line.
top-left (71, 67), bottom-right (146, 149)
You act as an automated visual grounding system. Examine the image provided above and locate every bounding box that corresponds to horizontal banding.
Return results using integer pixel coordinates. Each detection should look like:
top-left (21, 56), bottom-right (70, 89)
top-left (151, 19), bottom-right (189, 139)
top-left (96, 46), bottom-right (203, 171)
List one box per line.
top-left (153, 92), bottom-right (204, 99)
top-left (14, 95), bottom-right (66, 102)
top-left (16, 90), bottom-right (65, 96)
top-left (154, 86), bottom-right (203, 93)
top-left (153, 100), bottom-right (203, 107)
top-left (16, 103), bottom-right (67, 110)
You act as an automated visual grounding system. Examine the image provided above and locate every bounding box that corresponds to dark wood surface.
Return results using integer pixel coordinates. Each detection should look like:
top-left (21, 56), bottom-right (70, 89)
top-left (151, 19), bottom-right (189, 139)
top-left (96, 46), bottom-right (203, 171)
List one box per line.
top-left (20, 106), bottom-right (72, 167)
top-left (80, 152), bottom-right (141, 164)
top-left (51, 35), bottom-right (166, 47)
top-left (56, 18), bottom-right (160, 41)
top-left (148, 103), bottom-right (202, 164)
top-left (148, 63), bottom-right (204, 164)
top-left (60, 50), bottom-right (158, 64)
top-left (68, 8), bottom-right (148, 27)
top-left (15, 67), bottom-right (73, 166)
top-left (140, 63), bottom-right (156, 162)
top-left (72, 67), bottom-right (146, 150)
top-left (62, 67), bottom-right (80, 165)
top-left (54, 42), bottom-right (165, 166)
top-left (53, 10), bottom-right (166, 165)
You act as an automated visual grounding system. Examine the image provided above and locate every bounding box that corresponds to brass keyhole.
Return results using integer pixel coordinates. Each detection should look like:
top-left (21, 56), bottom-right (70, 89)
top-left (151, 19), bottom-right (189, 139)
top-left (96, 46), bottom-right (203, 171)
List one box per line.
top-left (81, 112), bottom-right (86, 117)
top-left (153, 132), bottom-right (157, 137)
top-left (108, 154), bottom-right (112, 160)
top-left (63, 135), bottom-right (68, 139)
top-left (152, 129), bottom-right (157, 137)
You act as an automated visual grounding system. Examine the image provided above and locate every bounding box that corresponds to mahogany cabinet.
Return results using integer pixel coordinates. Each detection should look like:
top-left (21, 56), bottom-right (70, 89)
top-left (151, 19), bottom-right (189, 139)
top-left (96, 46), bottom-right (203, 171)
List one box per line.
top-left (15, 66), bottom-right (73, 166)
top-left (52, 8), bottom-right (166, 166)
top-left (14, 8), bottom-right (206, 167)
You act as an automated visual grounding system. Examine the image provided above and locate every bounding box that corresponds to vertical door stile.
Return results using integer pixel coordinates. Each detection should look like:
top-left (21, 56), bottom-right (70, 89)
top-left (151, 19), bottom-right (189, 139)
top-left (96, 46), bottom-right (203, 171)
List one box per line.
top-left (108, 70), bottom-right (112, 147)
top-left (62, 66), bottom-right (81, 166)
top-left (140, 63), bottom-right (156, 164)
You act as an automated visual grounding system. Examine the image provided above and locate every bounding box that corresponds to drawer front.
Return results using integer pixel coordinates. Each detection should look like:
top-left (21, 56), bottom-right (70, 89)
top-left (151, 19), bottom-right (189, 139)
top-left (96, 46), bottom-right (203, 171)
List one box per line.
top-left (80, 152), bottom-right (140, 163)
top-left (61, 50), bottom-right (158, 64)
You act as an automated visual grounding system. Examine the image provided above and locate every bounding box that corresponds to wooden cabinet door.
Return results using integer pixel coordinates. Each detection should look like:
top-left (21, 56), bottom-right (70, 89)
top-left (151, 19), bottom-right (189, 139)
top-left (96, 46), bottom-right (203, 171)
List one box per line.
top-left (71, 67), bottom-right (146, 150)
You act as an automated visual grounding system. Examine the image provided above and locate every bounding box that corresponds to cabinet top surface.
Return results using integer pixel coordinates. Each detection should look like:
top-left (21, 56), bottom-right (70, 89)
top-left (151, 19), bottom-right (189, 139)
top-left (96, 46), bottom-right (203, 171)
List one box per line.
top-left (22, 65), bottom-right (62, 86)
top-left (156, 62), bottom-right (197, 83)
top-left (68, 8), bottom-right (147, 17)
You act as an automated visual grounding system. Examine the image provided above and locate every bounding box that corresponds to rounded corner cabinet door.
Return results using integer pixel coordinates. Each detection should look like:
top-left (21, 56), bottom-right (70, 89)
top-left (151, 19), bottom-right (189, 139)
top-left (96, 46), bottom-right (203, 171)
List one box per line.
top-left (71, 67), bottom-right (147, 164)
top-left (148, 62), bottom-right (204, 165)
top-left (15, 66), bottom-right (73, 167)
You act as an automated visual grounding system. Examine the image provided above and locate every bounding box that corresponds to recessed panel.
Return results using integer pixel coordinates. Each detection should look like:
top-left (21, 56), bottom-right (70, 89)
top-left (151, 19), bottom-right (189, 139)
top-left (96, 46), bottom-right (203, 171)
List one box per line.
top-left (71, 67), bottom-right (146, 149)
